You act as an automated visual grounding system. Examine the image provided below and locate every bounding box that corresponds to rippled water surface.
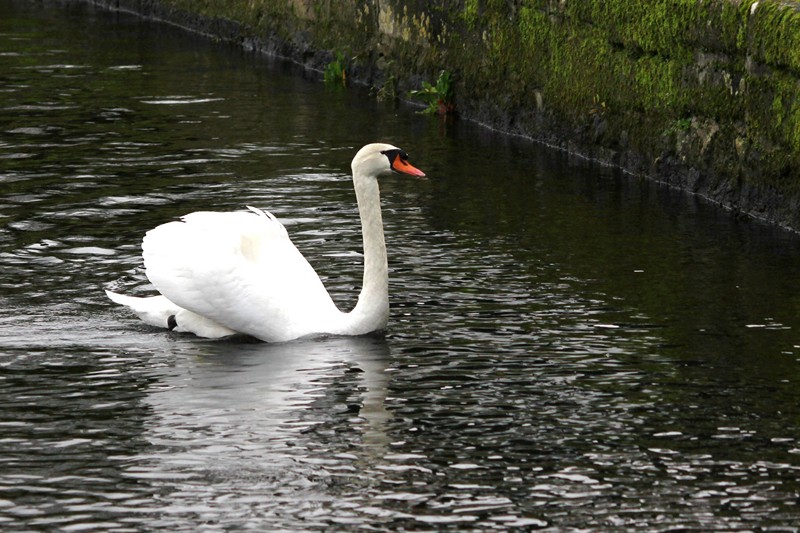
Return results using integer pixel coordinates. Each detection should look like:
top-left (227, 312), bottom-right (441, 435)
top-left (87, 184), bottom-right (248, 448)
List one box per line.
top-left (4, 1), bottom-right (800, 530)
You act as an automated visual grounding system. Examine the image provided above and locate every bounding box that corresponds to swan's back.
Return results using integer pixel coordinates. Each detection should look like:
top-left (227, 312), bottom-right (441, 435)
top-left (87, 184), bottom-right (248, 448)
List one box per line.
top-left (143, 207), bottom-right (342, 342)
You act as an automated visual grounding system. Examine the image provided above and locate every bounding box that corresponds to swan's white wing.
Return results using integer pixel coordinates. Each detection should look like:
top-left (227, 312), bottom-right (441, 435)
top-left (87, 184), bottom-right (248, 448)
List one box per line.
top-left (142, 207), bottom-right (341, 342)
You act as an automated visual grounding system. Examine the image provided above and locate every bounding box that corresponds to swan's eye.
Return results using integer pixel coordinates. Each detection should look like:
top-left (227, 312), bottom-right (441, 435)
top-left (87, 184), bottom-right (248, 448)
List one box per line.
top-left (380, 148), bottom-right (425, 177)
top-left (381, 149), bottom-right (402, 167)
top-left (381, 149), bottom-right (408, 162)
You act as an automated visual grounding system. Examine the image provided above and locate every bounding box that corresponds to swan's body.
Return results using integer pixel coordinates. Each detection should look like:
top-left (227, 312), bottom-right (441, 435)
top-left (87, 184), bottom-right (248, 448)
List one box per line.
top-left (106, 143), bottom-right (424, 342)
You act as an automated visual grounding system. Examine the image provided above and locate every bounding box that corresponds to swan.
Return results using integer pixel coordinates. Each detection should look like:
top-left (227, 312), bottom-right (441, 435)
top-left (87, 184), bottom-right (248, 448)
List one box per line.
top-left (106, 142), bottom-right (425, 342)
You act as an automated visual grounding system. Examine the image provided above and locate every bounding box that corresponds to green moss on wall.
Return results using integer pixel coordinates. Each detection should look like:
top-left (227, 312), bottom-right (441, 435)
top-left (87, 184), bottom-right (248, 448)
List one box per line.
top-left (118, 0), bottom-right (800, 228)
top-left (748, 1), bottom-right (800, 72)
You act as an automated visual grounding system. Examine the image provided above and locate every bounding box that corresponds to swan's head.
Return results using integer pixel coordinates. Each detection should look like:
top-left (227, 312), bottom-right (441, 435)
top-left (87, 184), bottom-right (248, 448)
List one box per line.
top-left (351, 143), bottom-right (425, 180)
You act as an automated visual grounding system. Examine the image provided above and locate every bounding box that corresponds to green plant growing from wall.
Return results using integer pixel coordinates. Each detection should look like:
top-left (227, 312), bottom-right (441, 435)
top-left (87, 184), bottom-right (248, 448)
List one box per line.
top-left (373, 75), bottom-right (397, 102)
top-left (409, 70), bottom-right (455, 115)
top-left (323, 52), bottom-right (346, 86)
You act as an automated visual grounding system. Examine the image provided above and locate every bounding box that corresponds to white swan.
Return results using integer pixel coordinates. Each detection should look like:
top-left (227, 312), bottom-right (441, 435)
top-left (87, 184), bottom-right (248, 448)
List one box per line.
top-left (106, 143), bottom-right (425, 342)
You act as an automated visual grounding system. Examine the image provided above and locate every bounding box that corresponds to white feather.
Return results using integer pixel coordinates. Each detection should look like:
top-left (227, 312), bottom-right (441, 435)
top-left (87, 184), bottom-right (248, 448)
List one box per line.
top-left (105, 143), bottom-right (425, 342)
top-left (141, 207), bottom-right (341, 342)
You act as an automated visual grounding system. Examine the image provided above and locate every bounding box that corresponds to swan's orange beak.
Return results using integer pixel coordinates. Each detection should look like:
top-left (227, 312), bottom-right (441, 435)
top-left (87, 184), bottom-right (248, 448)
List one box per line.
top-left (391, 154), bottom-right (426, 177)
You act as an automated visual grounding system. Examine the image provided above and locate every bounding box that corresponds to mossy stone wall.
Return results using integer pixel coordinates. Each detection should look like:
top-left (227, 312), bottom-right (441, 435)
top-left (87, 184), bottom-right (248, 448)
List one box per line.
top-left (97, 0), bottom-right (800, 229)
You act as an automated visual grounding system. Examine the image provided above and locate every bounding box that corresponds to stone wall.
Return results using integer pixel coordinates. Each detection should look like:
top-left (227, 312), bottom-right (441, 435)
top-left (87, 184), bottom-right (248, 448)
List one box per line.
top-left (92, 0), bottom-right (800, 230)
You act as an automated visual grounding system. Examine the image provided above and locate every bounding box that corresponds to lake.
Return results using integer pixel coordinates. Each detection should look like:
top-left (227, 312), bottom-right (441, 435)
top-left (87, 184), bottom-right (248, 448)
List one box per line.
top-left (3, 1), bottom-right (800, 530)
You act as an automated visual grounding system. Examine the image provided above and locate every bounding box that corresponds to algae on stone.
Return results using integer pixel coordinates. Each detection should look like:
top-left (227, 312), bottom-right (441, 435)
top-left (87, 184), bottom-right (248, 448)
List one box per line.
top-left (108, 0), bottom-right (800, 228)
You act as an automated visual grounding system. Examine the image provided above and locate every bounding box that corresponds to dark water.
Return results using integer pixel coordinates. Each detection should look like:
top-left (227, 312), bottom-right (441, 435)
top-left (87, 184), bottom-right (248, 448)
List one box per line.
top-left (3, 1), bottom-right (800, 530)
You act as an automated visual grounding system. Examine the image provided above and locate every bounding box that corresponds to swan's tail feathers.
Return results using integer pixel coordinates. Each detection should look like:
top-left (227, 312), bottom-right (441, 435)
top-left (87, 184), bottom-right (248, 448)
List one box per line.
top-left (105, 290), bottom-right (180, 329)
top-left (105, 290), bottom-right (239, 338)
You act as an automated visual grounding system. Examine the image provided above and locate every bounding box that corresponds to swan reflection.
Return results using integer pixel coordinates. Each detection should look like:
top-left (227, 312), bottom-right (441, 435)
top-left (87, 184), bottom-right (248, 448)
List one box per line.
top-left (129, 335), bottom-right (393, 486)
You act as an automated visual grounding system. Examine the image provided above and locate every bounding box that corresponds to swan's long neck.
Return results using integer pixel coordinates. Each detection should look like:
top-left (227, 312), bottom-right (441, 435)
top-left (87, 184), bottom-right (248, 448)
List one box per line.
top-left (343, 173), bottom-right (389, 334)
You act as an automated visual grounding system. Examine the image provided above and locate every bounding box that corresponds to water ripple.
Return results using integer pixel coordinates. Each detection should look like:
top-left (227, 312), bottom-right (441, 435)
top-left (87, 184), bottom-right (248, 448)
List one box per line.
top-left (2, 2), bottom-right (800, 531)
